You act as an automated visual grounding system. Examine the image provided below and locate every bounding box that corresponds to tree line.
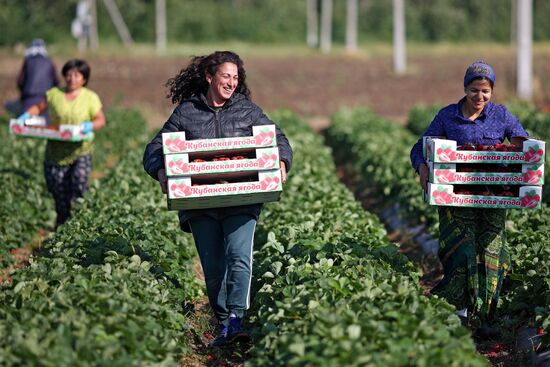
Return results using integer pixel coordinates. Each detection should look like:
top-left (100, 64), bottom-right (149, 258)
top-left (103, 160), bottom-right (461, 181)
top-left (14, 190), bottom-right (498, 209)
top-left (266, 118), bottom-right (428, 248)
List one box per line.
top-left (1, 0), bottom-right (549, 46)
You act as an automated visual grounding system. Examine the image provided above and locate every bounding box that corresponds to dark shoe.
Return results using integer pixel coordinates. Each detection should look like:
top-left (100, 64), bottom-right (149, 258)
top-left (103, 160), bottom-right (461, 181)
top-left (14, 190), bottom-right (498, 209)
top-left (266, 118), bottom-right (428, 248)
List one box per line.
top-left (226, 316), bottom-right (250, 344)
top-left (208, 324), bottom-right (228, 347)
top-left (475, 321), bottom-right (502, 340)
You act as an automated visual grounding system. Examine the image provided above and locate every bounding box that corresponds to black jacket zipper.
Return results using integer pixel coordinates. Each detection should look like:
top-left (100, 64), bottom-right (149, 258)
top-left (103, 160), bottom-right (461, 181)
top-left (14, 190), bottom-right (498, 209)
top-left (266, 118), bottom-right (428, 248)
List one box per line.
top-left (214, 109), bottom-right (222, 138)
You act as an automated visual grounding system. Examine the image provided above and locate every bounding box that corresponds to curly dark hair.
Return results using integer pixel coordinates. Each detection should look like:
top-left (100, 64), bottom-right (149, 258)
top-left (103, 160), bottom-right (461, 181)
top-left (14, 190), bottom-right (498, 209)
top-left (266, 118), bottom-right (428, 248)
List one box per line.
top-left (166, 51), bottom-right (251, 105)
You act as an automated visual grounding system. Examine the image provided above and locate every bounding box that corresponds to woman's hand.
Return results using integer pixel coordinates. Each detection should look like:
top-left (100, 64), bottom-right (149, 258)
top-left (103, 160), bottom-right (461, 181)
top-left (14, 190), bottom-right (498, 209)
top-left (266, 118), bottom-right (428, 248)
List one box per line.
top-left (157, 168), bottom-right (168, 194)
top-left (280, 161), bottom-right (287, 184)
top-left (418, 163), bottom-right (429, 191)
top-left (17, 111), bottom-right (30, 121)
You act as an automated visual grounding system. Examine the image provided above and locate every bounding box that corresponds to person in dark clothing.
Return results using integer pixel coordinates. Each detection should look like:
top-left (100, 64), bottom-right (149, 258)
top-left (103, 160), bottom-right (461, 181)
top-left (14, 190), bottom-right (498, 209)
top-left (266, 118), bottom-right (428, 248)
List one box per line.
top-left (143, 51), bottom-right (293, 348)
top-left (6, 39), bottom-right (59, 117)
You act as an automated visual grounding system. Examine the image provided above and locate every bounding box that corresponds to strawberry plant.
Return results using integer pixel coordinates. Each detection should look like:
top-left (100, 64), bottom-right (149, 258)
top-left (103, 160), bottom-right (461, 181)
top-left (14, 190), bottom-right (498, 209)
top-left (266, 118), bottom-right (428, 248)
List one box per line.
top-left (326, 108), bottom-right (438, 233)
top-left (0, 133), bottom-right (202, 364)
top-left (247, 110), bottom-right (486, 366)
top-left (326, 105), bottom-right (549, 346)
top-left (0, 107), bottom-right (148, 271)
top-left (406, 104), bottom-right (442, 135)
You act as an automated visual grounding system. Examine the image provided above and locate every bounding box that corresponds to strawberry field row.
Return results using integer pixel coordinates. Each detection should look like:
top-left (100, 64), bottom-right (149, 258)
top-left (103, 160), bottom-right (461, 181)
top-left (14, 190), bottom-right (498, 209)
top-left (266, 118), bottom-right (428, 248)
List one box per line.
top-left (0, 108), bottom-right (148, 270)
top-left (326, 107), bottom-right (549, 345)
top-left (247, 111), bottom-right (486, 366)
top-left (0, 116), bottom-right (202, 365)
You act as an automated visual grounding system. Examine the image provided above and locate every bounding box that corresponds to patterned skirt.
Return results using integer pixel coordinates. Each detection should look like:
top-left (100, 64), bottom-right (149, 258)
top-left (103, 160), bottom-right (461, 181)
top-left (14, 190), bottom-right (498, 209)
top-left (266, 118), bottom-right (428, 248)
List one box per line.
top-left (431, 206), bottom-right (510, 317)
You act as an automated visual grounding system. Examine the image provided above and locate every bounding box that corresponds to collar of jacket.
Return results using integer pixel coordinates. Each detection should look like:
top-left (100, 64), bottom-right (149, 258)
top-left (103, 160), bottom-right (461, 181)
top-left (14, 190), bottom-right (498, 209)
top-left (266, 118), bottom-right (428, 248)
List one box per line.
top-left (193, 92), bottom-right (246, 112)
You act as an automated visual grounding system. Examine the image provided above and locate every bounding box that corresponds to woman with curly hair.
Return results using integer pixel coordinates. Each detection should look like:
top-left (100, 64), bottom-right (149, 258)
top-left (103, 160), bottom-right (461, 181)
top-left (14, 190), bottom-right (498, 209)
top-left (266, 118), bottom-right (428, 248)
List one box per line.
top-left (143, 51), bottom-right (293, 347)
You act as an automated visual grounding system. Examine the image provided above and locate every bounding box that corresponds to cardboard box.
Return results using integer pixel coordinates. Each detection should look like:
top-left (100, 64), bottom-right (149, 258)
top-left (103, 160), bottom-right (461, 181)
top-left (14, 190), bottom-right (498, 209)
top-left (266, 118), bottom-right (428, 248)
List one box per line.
top-left (424, 183), bottom-right (542, 209)
top-left (167, 169), bottom-right (282, 210)
top-left (162, 125), bottom-right (276, 155)
top-left (425, 137), bottom-right (545, 164)
top-left (9, 118), bottom-right (94, 142)
top-left (165, 147), bottom-right (280, 178)
top-left (429, 162), bottom-right (544, 185)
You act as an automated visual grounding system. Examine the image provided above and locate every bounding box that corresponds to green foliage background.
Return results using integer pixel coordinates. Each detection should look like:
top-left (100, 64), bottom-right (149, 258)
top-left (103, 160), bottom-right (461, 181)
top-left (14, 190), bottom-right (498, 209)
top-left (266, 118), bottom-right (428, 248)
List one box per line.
top-left (1, 0), bottom-right (550, 46)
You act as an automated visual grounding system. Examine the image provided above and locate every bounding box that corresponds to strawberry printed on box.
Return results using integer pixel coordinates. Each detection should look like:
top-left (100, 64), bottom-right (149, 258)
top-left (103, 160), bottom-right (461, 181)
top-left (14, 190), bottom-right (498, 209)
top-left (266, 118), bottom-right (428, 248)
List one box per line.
top-left (167, 169), bottom-right (282, 210)
top-left (162, 125), bottom-right (276, 155)
top-left (165, 147), bottom-right (280, 178)
top-left (9, 118), bottom-right (94, 142)
top-left (429, 162), bottom-right (545, 185)
top-left (424, 183), bottom-right (542, 209)
top-left (425, 137), bottom-right (545, 164)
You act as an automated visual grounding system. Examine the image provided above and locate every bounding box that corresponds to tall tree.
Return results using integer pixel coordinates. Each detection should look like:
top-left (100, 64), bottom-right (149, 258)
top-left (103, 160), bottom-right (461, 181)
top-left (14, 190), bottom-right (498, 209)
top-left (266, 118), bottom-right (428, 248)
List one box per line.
top-left (156, 0), bottom-right (166, 53)
top-left (393, 0), bottom-right (406, 74)
top-left (320, 0), bottom-right (332, 53)
top-left (307, 0), bottom-right (319, 48)
top-left (346, 0), bottom-right (358, 52)
top-left (102, 0), bottom-right (134, 46)
top-left (517, 0), bottom-right (532, 100)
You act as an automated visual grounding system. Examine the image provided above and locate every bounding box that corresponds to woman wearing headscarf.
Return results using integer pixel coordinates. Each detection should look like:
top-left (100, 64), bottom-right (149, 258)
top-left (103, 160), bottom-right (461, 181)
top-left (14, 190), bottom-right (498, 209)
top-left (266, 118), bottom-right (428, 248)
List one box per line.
top-left (410, 60), bottom-right (528, 338)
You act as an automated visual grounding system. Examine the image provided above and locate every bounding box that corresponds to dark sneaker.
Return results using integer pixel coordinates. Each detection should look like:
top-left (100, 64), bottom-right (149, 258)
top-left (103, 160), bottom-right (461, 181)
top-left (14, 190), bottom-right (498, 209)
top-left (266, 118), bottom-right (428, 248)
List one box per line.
top-left (226, 316), bottom-right (250, 344)
top-left (208, 324), bottom-right (228, 347)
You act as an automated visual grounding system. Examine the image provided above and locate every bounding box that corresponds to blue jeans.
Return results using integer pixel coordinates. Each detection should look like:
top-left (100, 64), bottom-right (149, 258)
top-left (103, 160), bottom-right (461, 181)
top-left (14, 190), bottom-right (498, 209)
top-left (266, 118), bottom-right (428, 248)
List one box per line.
top-left (189, 214), bottom-right (256, 322)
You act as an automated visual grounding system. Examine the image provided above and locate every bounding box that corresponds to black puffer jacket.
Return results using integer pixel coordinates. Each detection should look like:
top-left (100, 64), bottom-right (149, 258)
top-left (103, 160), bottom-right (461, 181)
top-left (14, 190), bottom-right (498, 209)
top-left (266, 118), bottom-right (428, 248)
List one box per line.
top-left (143, 92), bottom-right (293, 232)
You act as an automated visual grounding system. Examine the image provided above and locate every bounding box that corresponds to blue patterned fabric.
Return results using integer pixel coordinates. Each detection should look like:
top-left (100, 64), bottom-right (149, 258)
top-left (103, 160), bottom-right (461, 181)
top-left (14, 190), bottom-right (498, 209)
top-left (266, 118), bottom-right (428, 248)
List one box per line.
top-left (410, 98), bottom-right (528, 171)
top-left (464, 60), bottom-right (495, 87)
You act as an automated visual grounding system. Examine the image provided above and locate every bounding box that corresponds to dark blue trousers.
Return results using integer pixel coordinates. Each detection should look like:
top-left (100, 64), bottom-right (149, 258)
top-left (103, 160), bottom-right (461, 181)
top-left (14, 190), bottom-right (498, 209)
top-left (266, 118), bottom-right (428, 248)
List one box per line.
top-left (189, 214), bottom-right (256, 323)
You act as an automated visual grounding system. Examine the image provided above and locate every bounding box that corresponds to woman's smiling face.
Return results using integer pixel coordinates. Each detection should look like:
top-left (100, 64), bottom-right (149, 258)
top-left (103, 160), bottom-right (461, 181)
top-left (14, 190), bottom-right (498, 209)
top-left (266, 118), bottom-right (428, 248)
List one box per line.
top-left (464, 79), bottom-right (492, 112)
top-left (206, 62), bottom-right (238, 107)
top-left (65, 68), bottom-right (86, 92)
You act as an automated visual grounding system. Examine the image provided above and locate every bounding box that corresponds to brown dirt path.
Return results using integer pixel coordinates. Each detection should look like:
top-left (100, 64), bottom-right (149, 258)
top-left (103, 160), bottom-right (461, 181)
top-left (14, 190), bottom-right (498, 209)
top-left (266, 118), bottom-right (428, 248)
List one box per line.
top-left (2, 50), bottom-right (550, 128)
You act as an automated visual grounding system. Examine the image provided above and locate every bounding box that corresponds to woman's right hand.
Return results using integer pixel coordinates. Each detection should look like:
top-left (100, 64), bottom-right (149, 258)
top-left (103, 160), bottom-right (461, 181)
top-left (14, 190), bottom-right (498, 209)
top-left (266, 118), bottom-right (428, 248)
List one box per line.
top-left (418, 163), bottom-right (429, 191)
top-left (158, 168), bottom-right (168, 194)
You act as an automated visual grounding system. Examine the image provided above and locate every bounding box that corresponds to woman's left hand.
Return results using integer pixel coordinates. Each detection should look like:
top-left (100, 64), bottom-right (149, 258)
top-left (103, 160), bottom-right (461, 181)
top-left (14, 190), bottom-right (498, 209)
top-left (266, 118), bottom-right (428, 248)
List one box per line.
top-left (280, 161), bottom-right (287, 184)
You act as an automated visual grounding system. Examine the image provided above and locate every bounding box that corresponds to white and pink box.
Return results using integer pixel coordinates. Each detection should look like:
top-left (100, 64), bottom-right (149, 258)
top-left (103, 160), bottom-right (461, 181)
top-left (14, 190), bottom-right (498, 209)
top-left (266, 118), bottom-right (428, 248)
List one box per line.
top-left (167, 170), bottom-right (282, 210)
top-left (424, 137), bottom-right (545, 164)
top-left (422, 137), bottom-right (545, 208)
top-left (163, 125), bottom-right (283, 210)
top-left (165, 147), bottom-right (280, 178)
top-left (162, 125), bottom-right (276, 154)
top-left (425, 183), bottom-right (542, 209)
top-left (428, 162), bottom-right (544, 185)
top-left (9, 118), bottom-right (94, 142)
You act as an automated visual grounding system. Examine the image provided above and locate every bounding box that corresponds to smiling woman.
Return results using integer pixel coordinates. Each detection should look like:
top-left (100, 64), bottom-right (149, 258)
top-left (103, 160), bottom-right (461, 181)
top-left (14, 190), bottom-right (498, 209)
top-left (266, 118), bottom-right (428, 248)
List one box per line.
top-left (409, 60), bottom-right (530, 339)
top-left (143, 50), bottom-right (293, 348)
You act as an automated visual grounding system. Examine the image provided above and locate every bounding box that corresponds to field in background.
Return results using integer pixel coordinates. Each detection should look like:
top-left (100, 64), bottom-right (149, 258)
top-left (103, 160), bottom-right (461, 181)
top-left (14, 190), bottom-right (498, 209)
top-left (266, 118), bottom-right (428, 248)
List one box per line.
top-left (1, 42), bottom-right (550, 129)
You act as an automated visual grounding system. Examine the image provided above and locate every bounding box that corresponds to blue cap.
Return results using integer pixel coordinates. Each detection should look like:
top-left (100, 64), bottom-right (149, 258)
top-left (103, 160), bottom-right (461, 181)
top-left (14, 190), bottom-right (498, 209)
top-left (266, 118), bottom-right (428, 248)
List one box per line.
top-left (464, 60), bottom-right (495, 87)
